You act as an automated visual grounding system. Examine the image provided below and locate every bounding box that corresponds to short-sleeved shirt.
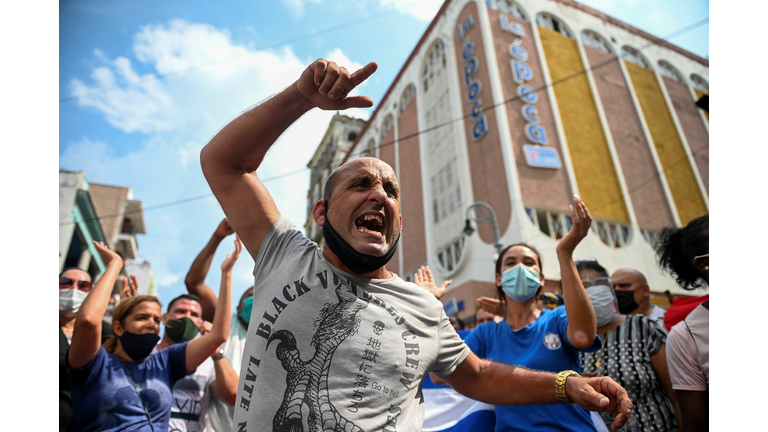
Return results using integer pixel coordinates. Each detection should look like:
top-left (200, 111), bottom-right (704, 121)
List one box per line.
top-left (232, 215), bottom-right (470, 431)
top-left (205, 315), bottom-right (247, 432)
top-left (581, 315), bottom-right (677, 431)
top-left (464, 306), bottom-right (601, 432)
top-left (667, 304), bottom-right (709, 391)
top-left (164, 352), bottom-right (216, 432)
top-left (66, 342), bottom-right (191, 432)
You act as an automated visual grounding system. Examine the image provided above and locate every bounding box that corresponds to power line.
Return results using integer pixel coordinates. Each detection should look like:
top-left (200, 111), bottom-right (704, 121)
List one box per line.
top-left (368, 17), bottom-right (709, 153)
top-left (61, 16), bottom-right (708, 233)
top-left (60, 2), bottom-right (424, 104)
top-left (58, 167), bottom-right (309, 227)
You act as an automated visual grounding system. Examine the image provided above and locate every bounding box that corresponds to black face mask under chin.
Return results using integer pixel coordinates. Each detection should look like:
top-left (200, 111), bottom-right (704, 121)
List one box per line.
top-left (322, 200), bottom-right (400, 275)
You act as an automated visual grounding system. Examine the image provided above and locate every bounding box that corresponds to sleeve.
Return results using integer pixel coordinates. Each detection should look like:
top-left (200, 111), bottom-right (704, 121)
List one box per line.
top-left (165, 341), bottom-right (192, 386)
top-left (65, 345), bottom-right (107, 379)
top-left (642, 316), bottom-right (667, 357)
top-left (431, 309), bottom-right (471, 377)
top-left (462, 325), bottom-right (487, 359)
top-left (665, 322), bottom-right (707, 391)
top-left (253, 215), bottom-right (315, 282)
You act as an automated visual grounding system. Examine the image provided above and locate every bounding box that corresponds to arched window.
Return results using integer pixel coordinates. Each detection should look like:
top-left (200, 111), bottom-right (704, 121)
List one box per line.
top-left (422, 39), bottom-right (447, 94)
top-left (379, 114), bottom-right (394, 141)
top-left (486, 0), bottom-right (528, 20)
top-left (359, 138), bottom-right (376, 157)
top-left (398, 84), bottom-right (416, 116)
top-left (536, 13), bottom-right (573, 38)
top-left (690, 74), bottom-right (709, 93)
top-left (581, 30), bottom-right (613, 54)
top-left (621, 46), bottom-right (650, 69)
top-left (658, 60), bottom-right (684, 83)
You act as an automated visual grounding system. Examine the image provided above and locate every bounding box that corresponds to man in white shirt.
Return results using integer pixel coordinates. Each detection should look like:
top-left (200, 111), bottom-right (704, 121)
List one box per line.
top-left (611, 268), bottom-right (667, 333)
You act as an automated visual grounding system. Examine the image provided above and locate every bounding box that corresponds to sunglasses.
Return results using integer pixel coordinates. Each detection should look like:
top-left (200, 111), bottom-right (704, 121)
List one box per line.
top-left (581, 277), bottom-right (612, 288)
top-left (59, 277), bottom-right (93, 292)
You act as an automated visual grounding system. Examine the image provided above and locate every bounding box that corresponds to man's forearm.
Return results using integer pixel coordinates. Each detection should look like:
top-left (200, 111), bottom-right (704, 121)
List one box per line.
top-left (201, 84), bottom-right (313, 174)
top-left (447, 358), bottom-right (558, 406)
top-left (185, 233), bottom-right (225, 322)
top-left (211, 357), bottom-right (239, 406)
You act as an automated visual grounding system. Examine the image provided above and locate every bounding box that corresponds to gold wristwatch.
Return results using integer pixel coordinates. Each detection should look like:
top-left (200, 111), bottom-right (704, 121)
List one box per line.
top-left (555, 370), bottom-right (580, 404)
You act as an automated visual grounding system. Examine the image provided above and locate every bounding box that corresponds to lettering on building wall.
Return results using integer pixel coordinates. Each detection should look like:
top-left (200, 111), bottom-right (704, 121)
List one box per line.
top-left (499, 13), bottom-right (562, 169)
top-left (456, 14), bottom-right (488, 141)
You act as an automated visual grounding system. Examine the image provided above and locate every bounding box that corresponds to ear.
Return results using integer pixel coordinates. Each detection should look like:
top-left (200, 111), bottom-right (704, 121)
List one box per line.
top-left (495, 273), bottom-right (502, 288)
top-left (312, 200), bottom-right (327, 227)
top-left (398, 214), bottom-right (403, 232)
top-left (161, 312), bottom-right (169, 325)
top-left (642, 284), bottom-right (650, 298)
top-left (113, 320), bottom-right (125, 337)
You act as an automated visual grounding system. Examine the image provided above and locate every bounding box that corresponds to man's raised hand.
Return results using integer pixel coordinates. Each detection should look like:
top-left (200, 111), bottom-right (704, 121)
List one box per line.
top-left (214, 218), bottom-right (235, 239)
top-left (295, 59), bottom-right (378, 111)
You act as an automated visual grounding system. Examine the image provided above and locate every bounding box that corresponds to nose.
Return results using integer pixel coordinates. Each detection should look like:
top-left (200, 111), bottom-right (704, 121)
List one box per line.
top-left (368, 184), bottom-right (388, 203)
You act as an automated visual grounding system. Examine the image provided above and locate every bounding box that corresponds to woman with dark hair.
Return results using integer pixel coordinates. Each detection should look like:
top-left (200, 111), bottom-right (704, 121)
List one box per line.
top-left (656, 214), bottom-right (709, 432)
top-left (66, 239), bottom-right (239, 432)
top-left (458, 197), bottom-right (607, 431)
top-left (577, 259), bottom-right (681, 432)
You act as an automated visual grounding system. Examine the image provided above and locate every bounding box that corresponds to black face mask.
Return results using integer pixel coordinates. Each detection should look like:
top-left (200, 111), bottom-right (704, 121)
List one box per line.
top-left (164, 317), bottom-right (199, 343)
top-left (322, 200), bottom-right (400, 275)
top-left (615, 290), bottom-right (640, 314)
top-left (119, 330), bottom-right (161, 361)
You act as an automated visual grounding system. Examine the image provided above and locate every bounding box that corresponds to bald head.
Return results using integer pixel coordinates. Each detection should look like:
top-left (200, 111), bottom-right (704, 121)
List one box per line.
top-left (611, 268), bottom-right (651, 315)
top-left (323, 157), bottom-right (398, 202)
top-left (612, 268), bottom-right (647, 285)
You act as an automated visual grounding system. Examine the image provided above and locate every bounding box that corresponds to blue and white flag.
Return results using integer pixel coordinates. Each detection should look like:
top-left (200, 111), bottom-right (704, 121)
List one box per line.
top-left (422, 330), bottom-right (495, 432)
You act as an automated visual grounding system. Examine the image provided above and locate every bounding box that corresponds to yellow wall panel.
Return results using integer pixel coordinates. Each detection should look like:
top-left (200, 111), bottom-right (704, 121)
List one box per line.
top-left (538, 27), bottom-right (629, 223)
top-left (625, 61), bottom-right (708, 225)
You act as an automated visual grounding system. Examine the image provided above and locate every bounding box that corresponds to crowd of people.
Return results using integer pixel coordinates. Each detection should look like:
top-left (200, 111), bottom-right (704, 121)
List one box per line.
top-left (59, 57), bottom-right (707, 432)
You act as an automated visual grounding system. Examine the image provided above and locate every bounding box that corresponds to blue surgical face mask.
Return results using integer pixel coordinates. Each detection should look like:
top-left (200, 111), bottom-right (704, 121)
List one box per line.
top-left (238, 296), bottom-right (253, 324)
top-left (501, 264), bottom-right (541, 303)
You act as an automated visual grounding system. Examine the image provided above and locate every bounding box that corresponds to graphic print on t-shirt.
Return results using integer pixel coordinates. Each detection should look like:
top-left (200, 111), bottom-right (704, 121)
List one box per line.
top-left (267, 285), bottom-right (368, 432)
top-left (235, 265), bottom-right (448, 432)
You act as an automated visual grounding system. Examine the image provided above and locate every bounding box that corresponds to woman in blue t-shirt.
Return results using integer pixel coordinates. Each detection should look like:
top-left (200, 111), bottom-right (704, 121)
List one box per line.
top-left (66, 239), bottom-right (241, 432)
top-left (467, 196), bottom-right (602, 432)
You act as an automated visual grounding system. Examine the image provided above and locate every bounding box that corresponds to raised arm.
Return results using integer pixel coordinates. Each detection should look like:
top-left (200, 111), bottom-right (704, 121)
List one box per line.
top-left (185, 236), bottom-right (241, 373)
top-left (184, 218), bottom-right (234, 322)
top-left (442, 352), bottom-right (632, 431)
top-left (557, 196), bottom-right (597, 349)
top-left (68, 242), bottom-right (123, 369)
top-left (199, 59), bottom-right (378, 260)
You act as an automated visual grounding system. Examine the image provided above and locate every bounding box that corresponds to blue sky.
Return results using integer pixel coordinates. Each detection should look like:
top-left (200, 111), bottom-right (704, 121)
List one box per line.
top-left (58, 0), bottom-right (709, 313)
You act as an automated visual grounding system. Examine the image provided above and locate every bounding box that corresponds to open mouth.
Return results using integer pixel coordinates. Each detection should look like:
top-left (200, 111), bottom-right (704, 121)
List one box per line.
top-left (355, 213), bottom-right (386, 238)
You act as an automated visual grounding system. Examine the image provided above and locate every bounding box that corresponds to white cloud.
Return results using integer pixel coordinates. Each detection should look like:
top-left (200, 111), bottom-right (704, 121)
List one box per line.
top-left (280, 0), bottom-right (323, 18)
top-left (62, 19), bottom-right (368, 309)
top-left (379, 0), bottom-right (444, 21)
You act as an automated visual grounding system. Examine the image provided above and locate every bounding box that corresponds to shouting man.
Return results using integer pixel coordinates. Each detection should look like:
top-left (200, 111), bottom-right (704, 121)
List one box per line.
top-left (200, 58), bottom-right (632, 431)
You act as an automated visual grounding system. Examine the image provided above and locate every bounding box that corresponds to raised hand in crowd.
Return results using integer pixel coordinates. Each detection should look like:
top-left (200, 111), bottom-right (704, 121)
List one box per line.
top-left (477, 296), bottom-right (505, 317)
top-left (119, 274), bottom-right (138, 299)
top-left (184, 218), bottom-right (236, 322)
top-left (414, 265), bottom-right (451, 300)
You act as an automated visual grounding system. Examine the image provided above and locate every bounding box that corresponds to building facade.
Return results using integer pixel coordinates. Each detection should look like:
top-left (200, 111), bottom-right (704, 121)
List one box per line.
top-left (305, 113), bottom-right (366, 245)
top-left (340, 0), bottom-right (709, 322)
top-left (59, 170), bottom-right (156, 296)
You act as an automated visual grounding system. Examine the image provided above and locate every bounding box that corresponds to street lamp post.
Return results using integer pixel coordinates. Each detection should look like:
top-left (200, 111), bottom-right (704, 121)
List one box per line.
top-left (463, 202), bottom-right (504, 254)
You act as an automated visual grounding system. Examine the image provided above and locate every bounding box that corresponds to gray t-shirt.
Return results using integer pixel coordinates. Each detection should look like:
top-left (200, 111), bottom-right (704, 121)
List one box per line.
top-left (232, 215), bottom-right (470, 431)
